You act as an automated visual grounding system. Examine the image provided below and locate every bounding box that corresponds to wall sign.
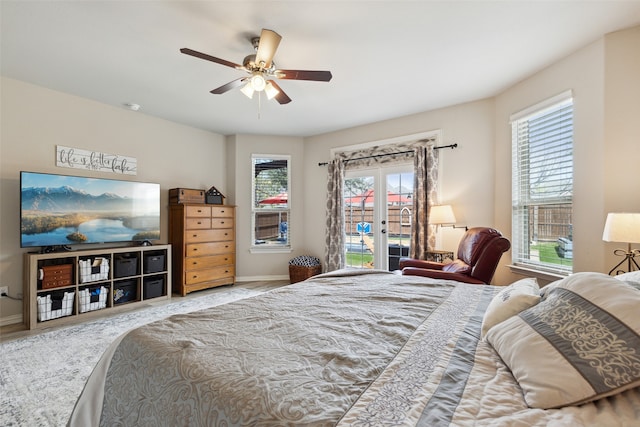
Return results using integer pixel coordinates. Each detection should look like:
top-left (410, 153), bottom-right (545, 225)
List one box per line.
top-left (56, 145), bottom-right (137, 175)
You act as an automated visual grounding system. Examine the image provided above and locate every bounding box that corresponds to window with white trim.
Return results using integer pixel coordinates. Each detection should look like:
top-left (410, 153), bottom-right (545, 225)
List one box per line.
top-left (251, 154), bottom-right (290, 250)
top-left (511, 91), bottom-right (573, 275)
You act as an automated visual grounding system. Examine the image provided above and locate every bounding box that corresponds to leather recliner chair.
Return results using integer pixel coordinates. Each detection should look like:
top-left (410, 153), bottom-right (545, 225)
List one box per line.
top-left (399, 227), bottom-right (511, 285)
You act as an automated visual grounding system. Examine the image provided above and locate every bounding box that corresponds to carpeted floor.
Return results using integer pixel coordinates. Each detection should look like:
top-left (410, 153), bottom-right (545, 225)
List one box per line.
top-left (0, 286), bottom-right (267, 427)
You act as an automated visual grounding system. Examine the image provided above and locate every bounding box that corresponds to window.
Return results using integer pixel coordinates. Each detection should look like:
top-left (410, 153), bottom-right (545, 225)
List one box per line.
top-left (252, 154), bottom-right (290, 250)
top-left (511, 91), bottom-right (573, 275)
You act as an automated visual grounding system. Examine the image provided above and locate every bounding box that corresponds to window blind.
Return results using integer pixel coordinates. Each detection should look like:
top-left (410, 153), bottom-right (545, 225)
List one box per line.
top-left (512, 95), bottom-right (573, 274)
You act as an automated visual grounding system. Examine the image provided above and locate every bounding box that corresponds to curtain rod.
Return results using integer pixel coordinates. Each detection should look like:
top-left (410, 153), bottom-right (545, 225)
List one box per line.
top-left (317, 143), bottom-right (457, 166)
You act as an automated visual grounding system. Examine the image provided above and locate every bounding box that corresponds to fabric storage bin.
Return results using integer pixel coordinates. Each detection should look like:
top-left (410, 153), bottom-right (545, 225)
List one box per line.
top-left (114, 254), bottom-right (138, 278)
top-left (37, 290), bottom-right (75, 322)
top-left (143, 254), bottom-right (165, 274)
top-left (113, 280), bottom-right (138, 305)
top-left (79, 257), bottom-right (109, 283)
top-left (78, 285), bottom-right (108, 313)
top-left (143, 276), bottom-right (164, 300)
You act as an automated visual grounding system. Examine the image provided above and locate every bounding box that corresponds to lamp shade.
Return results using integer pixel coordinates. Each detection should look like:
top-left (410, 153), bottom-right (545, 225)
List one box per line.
top-left (602, 213), bottom-right (640, 243)
top-left (429, 205), bottom-right (456, 225)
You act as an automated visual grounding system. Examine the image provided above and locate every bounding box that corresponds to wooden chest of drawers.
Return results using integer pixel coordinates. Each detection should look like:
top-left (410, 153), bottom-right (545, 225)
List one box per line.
top-left (169, 204), bottom-right (235, 296)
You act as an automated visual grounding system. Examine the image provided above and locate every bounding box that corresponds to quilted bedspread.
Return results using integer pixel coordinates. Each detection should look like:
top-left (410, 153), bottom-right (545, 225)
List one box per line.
top-left (68, 269), bottom-right (640, 426)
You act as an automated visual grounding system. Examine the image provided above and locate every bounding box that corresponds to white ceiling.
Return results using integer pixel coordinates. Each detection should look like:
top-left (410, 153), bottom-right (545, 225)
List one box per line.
top-left (2, 1), bottom-right (640, 137)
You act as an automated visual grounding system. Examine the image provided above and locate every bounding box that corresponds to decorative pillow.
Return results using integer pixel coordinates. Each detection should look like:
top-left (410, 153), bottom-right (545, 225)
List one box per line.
top-left (486, 272), bottom-right (640, 409)
top-left (480, 278), bottom-right (540, 337)
top-left (539, 279), bottom-right (562, 300)
top-left (613, 270), bottom-right (640, 290)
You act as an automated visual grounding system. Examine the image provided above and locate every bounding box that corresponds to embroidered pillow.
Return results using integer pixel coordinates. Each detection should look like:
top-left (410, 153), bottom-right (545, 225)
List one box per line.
top-left (480, 278), bottom-right (540, 337)
top-left (486, 272), bottom-right (640, 409)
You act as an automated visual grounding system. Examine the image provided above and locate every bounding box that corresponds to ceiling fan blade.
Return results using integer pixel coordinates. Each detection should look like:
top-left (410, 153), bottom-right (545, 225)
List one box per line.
top-left (268, 80), bottom-right (292, 104)
top-left (210, 78), bottom-right (247, 94)
top-left (275, 69), bottom-right (332, 82)
top-left (180, 48), bottom-right (243, 69)
top-left (255, 29), bottom-right (282, 69)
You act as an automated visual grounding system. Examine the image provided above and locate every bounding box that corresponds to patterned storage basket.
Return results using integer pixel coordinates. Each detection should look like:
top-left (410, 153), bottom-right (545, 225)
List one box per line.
top-left (289, 255), bottom-right (322, 283)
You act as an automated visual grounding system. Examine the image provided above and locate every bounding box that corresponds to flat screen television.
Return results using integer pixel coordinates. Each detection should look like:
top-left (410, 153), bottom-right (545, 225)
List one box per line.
top-left (20, 171), bottom-right (161, 249)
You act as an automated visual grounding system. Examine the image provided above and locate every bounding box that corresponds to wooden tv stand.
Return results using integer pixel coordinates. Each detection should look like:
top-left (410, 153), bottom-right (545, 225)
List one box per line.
top-left (23, 245), bottom-right (171, 330)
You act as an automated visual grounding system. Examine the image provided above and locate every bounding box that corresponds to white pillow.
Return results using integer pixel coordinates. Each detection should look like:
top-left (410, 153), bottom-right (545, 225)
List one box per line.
top-left (613, 270), bottom-right (640, 290)
top-left (480, 278), bottom-right (540, 337)
top-left (539, 279), bottom-right (562, 300)
top-left (486, 272), bottom-right (640, 409)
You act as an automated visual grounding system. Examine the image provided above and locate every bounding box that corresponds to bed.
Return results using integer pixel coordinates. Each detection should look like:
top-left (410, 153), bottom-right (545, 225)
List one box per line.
top-left (68, 269), bottom-right (640, 426)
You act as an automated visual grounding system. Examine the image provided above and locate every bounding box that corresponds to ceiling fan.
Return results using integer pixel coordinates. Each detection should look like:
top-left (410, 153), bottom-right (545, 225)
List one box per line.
top-left (181, 29), bottom-right (332, 104)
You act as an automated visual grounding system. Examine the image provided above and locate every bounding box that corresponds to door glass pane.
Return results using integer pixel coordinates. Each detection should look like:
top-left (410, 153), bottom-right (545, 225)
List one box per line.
top-left (344, 176), bottom-right (374, 268)
top-left (386, 172), bottom-right (413, 270)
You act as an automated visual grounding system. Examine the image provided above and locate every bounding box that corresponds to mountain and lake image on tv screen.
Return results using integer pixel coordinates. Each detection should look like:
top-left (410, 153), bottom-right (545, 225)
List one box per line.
top-left (20, 171), bottom-right (160, 248)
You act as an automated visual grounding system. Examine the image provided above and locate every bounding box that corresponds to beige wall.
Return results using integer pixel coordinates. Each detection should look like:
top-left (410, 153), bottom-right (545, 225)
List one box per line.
top-left (603, 26), bottom-right (640, 233)
top-left (226, 133), bottom-right (306, 280)
top-left (0, 77), bottom-right (226, 323)
top-left (304, 25), bottom-right (639, 286)
top-left (493, 25), bottom-right (640, 284)
top-left (494, 36), bottom-right (607, 284)
top-left (2, 25), bottom-right (638, 324)
top-left (303, 99), bottom-right (497, 265)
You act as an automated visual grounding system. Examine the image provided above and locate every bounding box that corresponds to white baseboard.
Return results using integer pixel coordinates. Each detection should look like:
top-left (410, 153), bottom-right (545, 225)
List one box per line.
top-left (0, 314), bottom-right (23, 327)
top-left (236, 275), bottom-right (290, 283)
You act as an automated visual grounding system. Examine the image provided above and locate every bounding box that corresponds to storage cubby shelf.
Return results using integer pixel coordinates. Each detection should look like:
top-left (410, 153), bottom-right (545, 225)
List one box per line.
top-left (23, 244), bottom-right (171, 330)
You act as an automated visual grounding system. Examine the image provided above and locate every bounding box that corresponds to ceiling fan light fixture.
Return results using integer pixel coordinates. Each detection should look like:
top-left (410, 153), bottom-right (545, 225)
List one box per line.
top-left (240, 82), bottom-right (255, 99)
top-left (250, 74), bottom-right (266, 91)
top-left (264, 81), bottom-right (279, 100)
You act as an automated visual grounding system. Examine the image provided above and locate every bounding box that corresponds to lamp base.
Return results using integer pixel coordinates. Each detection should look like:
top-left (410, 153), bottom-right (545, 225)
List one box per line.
top-left (608, 244), bottom-right (640, 276)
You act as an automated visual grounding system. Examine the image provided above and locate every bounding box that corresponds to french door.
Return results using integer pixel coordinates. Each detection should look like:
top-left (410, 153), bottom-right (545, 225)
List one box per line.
top-left (344, 164), bottom-right (413, 270)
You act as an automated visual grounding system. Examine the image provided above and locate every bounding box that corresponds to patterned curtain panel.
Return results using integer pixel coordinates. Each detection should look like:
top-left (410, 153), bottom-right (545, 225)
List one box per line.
top-left (410, 145), bottom-right (439, 258)
top-left (324, 159), bottom-right (346, 271)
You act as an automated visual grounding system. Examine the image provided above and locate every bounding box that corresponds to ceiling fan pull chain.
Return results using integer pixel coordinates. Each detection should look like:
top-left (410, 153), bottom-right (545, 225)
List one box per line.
top-left (257, 91), bottom-right (262, 119)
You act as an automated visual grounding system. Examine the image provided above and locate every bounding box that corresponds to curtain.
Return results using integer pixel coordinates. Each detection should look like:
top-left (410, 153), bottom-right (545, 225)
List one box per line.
top-left (410, 145), bottom-right (438, 258)
top-left (324, 159), bottom-right (345, 271)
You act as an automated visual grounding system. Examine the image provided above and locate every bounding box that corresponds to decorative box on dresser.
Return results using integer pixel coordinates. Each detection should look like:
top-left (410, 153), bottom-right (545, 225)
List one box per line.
top-left (169, 203), bottom-right (236, 296)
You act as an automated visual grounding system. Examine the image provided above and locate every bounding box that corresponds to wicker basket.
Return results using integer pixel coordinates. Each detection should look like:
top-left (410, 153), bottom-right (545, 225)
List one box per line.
top-left (289, 264), bottom-right (322, 283)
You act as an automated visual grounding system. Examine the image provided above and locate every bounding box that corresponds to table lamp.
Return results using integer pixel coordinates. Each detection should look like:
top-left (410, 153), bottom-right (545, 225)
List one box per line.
top-left (602, 212), bottom-right (640, 275)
